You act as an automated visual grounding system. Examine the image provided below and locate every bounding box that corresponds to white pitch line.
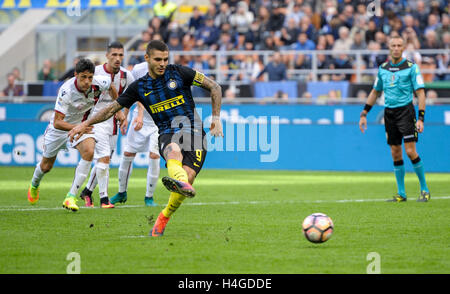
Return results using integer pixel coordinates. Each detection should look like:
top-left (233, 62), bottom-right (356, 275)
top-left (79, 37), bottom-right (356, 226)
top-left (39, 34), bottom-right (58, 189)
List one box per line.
top-left (0, 196), bottom-right (449, 212)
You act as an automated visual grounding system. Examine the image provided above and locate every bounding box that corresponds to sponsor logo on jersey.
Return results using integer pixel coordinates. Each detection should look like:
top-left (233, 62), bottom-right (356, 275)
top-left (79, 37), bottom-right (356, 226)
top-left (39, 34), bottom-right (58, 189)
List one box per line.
top-left (149, 95), bottom-right (185, 114)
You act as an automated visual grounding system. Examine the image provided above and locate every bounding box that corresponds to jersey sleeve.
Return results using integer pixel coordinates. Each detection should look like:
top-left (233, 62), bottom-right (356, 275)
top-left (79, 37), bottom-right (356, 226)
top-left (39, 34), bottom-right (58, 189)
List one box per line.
top-left (176, 65), bottom-right (205, 87)
top-left (126, 70), bottom-right (135, 88)
top-left (410, 64), bottom-right (425, 91)
top-left (54, 87), bottom-right (70, 115)
top-left (96, 75), bottom-right (112, 92)
top-left (116, 80), bottom-right (140, 109)
top-left (373, 68), bottom-right (383, 92)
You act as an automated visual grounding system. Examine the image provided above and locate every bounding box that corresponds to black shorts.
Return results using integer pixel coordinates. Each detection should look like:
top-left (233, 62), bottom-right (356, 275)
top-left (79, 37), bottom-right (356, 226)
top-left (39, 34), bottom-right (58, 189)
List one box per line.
top-left (158, 130), bottom-right (207, 175)
top-left (384, 103), bottom-right (418, 146)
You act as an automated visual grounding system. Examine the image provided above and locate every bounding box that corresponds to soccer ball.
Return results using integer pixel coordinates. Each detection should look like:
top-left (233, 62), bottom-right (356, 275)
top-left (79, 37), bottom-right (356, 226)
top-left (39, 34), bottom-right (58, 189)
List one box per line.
top-left (302, 213), bottom-right (334, 243)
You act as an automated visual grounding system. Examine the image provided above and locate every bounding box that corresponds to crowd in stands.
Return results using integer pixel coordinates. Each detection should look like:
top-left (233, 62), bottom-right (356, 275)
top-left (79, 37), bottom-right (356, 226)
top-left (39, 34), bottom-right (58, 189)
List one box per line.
top-left (126, 0), bottom-right (449, 83)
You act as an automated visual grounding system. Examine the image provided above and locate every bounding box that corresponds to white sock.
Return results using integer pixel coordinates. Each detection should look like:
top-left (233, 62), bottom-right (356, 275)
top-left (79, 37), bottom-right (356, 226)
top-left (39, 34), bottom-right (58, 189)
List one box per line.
top-left (96, 162), bottom-right (110, 199)
top-left (146, 157), bottom-right (160, 198)
top-left (86, 164), bottom-right (98, 191)
top-left (69, 159), bottom-right (92, 196)
top-left (31, 162), bottom-right (45, 187)
top-left (118, 155), bottom-right (134, 193)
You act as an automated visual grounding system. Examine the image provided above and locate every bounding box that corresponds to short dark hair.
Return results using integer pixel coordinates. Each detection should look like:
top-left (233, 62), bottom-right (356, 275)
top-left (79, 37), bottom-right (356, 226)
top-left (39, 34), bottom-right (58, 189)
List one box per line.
top-left (107, 41), bottom-right (124, 52)
top-left (146, 40), bottom-right (169, 55)
top-left (75, 58), bottom-right (95, 74)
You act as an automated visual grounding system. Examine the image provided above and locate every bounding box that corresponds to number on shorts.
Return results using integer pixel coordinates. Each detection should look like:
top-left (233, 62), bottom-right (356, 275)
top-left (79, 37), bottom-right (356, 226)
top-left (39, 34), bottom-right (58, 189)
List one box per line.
top-left (195, 149), bottom-right (202, 162)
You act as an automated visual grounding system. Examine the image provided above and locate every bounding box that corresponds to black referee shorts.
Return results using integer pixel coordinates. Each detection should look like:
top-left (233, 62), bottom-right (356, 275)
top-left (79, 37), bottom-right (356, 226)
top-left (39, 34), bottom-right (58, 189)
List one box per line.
top-left (158, 130), bottom-right (207, 175)
top-left (384, 103), bottom-right (418, 146)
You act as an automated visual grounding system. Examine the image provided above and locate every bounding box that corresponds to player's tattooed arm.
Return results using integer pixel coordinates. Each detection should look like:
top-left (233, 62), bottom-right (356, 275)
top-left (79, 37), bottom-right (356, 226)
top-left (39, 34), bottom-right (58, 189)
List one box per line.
top-left (68, 101), bottom-right (123, 142)
top-left (199, 75), bottom-right (222, 117)
top-left (199, 75), bottom-right (224, 137)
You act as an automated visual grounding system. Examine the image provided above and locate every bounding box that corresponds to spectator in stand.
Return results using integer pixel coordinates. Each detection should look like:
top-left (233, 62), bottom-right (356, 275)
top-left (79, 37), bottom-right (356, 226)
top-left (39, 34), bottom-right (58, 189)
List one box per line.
top-left (215, 2), bottom-right (231, 28)
top-left (422, 30), bottom-right (441, 62)
top-left (149, 17), bottom-right (168, 42)
top-left (375, 31), bottom-right (388, 49)
top-left (338, 4), bottom-right (354, 29)
top-left (215, 31), bottom-right (235, 52)
top-left (365, 19), bottom-right (378, 44)
top-left (421, 57), bottom-right (437, 83)
top-left (188, 6), bottom-right (205, 33)
top-left (37, 59), bottom-right (56, 81)
top-left (129, 30), bottom-right (151, 52)
top-left (441, 31), bottom-right (450, 49)
top-left (332, 26), bottom-right (353, 52)
top-left (59, 56), bottom-right (82, 81)
top-left (412, 0), bottom-right (429, 33)
top-left (260, 35), bottom-right (277, 51)
top-left (424, 14), bottom-right (441, 37)
top-left (268, 2), bottom-right (286, 32)
top-left (12, 67), bottom-right (22, 81)
top-left (403, 42), bottom-right (422, 64)
top-left (166, 21), bottom-right (184, 42)
top-left (386, 0), bottom-right (407, 16)
top-left (181, 33), bottom-right (195, 51)
top-left (351, 30), bottom-right (367, 50)
top-left (153, 0), bottom-right (177, 22)
top-left (294, 53), bottom-right (311, 70)
top-left (436, 14), bottom-right (449, 43)
top-left (320, 0), bottom-right (338, 30)
top-left (280, 18), bottom-right (300, 47)
top-left (167, 33), bottom-right (183, 51)
top-left (332, 53), bottom-right (352, 81)
top-left (283, 3), bottom-right (304, 27)
top-left (365, 41), bottom-right (386, 69)
top-left (1, 72), bottom-right (24, 98)
top-left (402, 27), bottom-right (421, 51)
top-left (254, 51), bottom-right (287, 81)
top-left (402, 14), bottom-right (420, 37)
top-left (298, 16), bottom-right (317, 43)
top-left (229, 1), bottom-right (254, 35)
top-left (195, 16), bottom-right (220, 49)
top-left (291, 32), bottom-right (316, 51)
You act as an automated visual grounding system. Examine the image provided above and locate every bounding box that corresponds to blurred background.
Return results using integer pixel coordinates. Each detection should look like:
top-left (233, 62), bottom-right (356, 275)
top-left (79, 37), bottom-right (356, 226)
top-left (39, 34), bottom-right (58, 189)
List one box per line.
top-left (0, 0), bottom-right (449, 172)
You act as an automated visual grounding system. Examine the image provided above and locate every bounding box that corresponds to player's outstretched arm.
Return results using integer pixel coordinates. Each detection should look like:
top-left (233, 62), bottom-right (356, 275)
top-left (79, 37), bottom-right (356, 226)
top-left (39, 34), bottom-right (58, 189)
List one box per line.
top-left (199, 75), bottom-right (223, 137)
top-left (359, 89), bottom-right (381, 133)
top-left (69, 100), bottom-right (123, 142)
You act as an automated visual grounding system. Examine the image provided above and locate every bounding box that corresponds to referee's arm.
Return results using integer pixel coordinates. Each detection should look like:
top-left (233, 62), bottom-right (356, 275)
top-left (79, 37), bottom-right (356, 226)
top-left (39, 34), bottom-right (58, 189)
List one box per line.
top-left (415, 88), bottom-right (426, 133)
top-left (359, 89), bottom-right (382, 133)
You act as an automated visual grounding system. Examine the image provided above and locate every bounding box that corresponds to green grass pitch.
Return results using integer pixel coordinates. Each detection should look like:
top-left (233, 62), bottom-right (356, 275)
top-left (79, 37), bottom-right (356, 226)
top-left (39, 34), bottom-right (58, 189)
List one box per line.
top-left (0, 167), bottom-right (449, 274)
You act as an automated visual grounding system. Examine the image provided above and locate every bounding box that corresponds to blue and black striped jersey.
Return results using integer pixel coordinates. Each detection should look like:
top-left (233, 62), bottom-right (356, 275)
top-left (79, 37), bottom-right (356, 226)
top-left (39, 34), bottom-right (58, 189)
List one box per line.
top-left (117, 64), bottom-right (206, 135)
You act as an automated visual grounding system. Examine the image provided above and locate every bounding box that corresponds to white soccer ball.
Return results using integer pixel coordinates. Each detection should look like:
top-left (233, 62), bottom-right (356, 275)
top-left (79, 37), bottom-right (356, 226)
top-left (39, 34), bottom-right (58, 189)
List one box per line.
top-left (302, 213), bottom-right (334, 243)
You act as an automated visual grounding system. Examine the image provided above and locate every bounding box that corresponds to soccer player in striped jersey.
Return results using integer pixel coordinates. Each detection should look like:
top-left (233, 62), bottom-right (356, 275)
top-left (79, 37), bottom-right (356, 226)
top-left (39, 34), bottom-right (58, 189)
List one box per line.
top-left (27, 59), bottom-right (124, 211)
top-left (359, 35), bottom-right (431, 202)
top-left (110, 61), bottom-right (161, 207)
top-left (78, 42), bottom-right (134, 208)
top-left (68, 40), bottom-right (223, 235)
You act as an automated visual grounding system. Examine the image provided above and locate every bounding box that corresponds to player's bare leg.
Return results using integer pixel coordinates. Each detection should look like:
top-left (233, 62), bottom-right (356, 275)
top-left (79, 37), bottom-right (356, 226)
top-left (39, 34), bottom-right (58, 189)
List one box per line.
top-left (28, 156), bottom-right (57, 204)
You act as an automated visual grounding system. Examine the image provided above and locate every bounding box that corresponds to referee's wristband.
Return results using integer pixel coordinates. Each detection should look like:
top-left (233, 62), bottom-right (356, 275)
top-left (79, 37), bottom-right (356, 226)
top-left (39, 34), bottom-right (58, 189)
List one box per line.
top-left (363, 104), bottom-right (372, 112)
top-left (418, 110), bottom-right (425, 122)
